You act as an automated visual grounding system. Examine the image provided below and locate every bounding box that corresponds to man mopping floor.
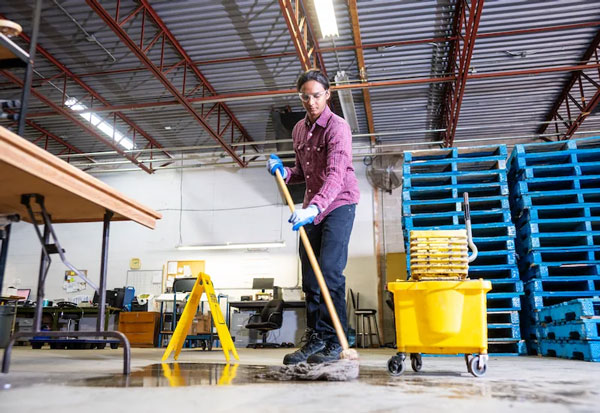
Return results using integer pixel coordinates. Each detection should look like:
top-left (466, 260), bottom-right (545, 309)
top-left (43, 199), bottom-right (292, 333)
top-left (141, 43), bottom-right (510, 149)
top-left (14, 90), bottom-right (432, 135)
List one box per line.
top-left (266, 69), bottom-right (360, 379)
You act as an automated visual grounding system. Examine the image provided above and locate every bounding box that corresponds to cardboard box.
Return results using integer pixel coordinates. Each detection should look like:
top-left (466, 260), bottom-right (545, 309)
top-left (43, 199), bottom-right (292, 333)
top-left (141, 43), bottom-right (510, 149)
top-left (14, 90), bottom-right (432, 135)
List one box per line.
top-left (189, 312), bottom-right (211, 335)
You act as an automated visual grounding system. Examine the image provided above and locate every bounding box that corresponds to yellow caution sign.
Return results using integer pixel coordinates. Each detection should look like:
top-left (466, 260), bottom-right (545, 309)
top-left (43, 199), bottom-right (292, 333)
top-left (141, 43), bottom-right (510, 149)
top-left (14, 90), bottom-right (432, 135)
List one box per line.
top-left (162, 272), bottom-right (239, 362)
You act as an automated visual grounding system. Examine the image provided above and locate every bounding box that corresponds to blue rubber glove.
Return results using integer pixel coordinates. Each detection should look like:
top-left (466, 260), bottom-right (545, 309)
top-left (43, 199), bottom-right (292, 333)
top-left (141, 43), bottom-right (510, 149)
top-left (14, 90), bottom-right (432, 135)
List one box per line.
top-left (289, 205), bottom-right (320, 231)
top-left (267, 154), bottom-right (287, 179)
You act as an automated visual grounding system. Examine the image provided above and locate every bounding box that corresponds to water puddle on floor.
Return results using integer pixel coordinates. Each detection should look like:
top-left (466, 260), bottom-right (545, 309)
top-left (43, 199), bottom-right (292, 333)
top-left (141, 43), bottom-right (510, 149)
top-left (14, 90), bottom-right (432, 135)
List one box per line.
top-left (1, 361), bottom-right (593, 408)
top-left (61, 362), bottom-right (592, 406)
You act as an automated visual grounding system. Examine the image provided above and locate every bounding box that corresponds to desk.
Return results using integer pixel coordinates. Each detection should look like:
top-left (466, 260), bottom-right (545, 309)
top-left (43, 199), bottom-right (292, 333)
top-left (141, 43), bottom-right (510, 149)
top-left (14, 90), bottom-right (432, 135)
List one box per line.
top-left (229, 300), bottom-right (305, 311)
top-left (16, 306), bottom-right (120, 332)
top-left (0, 126), bottom-right (161, 374)
top-left (227, 300), bottom-right (305, 334)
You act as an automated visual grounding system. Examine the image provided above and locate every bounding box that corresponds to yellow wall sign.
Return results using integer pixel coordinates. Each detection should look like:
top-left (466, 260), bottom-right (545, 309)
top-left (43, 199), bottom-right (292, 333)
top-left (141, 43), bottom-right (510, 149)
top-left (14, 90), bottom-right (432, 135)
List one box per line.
top-left (130, 258), bottom-right (141, 270)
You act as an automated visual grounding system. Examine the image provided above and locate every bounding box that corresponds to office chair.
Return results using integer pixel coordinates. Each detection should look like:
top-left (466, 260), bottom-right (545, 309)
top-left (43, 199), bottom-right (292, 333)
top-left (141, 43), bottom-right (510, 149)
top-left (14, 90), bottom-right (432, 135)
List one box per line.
top-left (57, 302), bottom-right (83, 332)
top-left (349, 289), bottom-right (381, 348)
top-left (159, 277), bottom-right (198, 347)
top-left (245, 299), bottom-right (284, 348)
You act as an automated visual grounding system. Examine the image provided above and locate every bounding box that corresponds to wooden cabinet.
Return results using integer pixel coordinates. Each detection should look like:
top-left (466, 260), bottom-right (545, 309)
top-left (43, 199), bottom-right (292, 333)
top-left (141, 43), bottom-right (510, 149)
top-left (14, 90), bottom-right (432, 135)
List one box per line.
top-left (118, 311), bottom-right (160, 347)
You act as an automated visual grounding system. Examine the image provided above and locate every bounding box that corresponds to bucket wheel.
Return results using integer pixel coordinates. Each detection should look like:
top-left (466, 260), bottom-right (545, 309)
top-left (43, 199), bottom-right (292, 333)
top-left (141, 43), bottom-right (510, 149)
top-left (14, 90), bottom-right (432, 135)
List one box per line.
top-left (410, 353), bottom-right (423, 372)
top-left (468, 355), bottom-right (488, 377)
top-left (387, 353), bottom-right (406, 376)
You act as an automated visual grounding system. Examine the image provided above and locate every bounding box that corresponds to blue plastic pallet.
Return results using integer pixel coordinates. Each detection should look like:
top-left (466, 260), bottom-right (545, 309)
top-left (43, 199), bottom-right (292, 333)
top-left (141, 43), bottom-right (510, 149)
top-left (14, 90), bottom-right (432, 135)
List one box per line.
top-left (404, 170), bottom-right (507, 189)
top-left (512, 188), bottom-right (600, 211)
top-left (403, 183), bottom-right (509, 201)
top-left (537, 298), bottom-right (600, 323)
top-left (525, 276), bottom-right (600, 294)
top-left (487, 293), bottom-right (522, 311)
top-left (508, 136), bottom-right (600, 157)
top-left (403, 210), bottom-right (512, 228)
top-left (539, 339), bottom-right (600, 362)
top-left (541, 319), bottom-right (600, 341)
top-left (509, 161), bottom-right (600, 181)
top-left (403, 197), bottom-right (511, 215)
top-left (519, 249), bottom-right (600, 267)
top-left (404, 145), bottom-right (508, 163)
top-left (403, 159), bottom-right (507, 177)
top-left (487, 340), bottom-right (527, 355)
top-left (487, 311), bottom-right (521, 324)
top-left (469, 266), bottom-right (520, 280)
top-left (508, 174), bottom-right (600, 191)
top-left (523, 289), bottom-right (600, 310)
top-left (515, 233), bottom-right (597, 255)
top-left (488, 323), bottom-right (522, 340)
top-left (519, 261), bottom-right (600, 281)
top-left (509, 148), bottom-right (600, 172)
top-left (509, 177), bottom-right (600, 204)
top-left (405, 223), bottom-right (516, 239)
top-left (515, 216), bottom-right (599, 235)
top-left (514, 203), bottom-right (600, 223)
top-left (403, 169), bottom-right (508, 186)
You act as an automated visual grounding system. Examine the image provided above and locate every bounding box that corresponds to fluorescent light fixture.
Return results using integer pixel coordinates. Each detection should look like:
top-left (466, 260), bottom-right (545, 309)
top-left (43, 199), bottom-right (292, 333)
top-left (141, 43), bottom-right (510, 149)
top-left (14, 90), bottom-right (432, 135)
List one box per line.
top-left (176, 241), bottom-right (286, 251)
top-left (65, 97), bottom-right (135, 150)
top-left (335, 71), bottom-right (359, 133)
top-left (314, 0), bottom-right (338, 38)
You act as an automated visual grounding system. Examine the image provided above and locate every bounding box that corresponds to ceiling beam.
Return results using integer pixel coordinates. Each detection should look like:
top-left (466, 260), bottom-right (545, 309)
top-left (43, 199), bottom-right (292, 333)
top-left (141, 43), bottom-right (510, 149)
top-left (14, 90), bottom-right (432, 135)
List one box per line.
top-left (51, 21), bottom-right (600, 82)
top-left (0, 13), bottom-right (174, 167)
top-left (1, 69), bottom-right (153, 173)
top-left (86, 0), bottom-right (253, 167)
top-left (347, 0), bottom-right (375, 143)
top-left (441, 0), bottom-right (484, 147)
top-left (22, 62), bottom-right (600, 117)
top-left (278, 0), bottom-right (327, 74)
top-left (537, 29), bottom-right (600, 140)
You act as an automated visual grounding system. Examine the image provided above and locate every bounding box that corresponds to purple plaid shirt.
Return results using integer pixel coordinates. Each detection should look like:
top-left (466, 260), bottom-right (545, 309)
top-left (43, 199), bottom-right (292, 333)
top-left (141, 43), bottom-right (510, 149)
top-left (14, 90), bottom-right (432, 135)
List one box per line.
top-left (284, 105), bottom-right (360, 225)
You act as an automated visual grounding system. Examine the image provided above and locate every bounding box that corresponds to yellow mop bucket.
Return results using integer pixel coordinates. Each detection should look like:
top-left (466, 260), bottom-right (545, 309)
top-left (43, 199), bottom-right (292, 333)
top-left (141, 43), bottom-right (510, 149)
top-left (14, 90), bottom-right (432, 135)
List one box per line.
top-left (388, 193), bottom-right (492, 377)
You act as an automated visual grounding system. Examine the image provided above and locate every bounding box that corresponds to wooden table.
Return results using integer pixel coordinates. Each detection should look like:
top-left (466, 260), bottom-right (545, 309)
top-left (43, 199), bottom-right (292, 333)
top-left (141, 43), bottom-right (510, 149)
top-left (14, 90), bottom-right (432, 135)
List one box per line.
top-left (0, 125), bottom-right (161, 374)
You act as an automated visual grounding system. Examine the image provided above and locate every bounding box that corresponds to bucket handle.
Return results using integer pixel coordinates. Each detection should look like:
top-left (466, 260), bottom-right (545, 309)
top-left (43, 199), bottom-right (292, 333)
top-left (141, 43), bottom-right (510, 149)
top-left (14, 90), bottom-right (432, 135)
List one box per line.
top-left (464, 192), bottom-right (478, 263)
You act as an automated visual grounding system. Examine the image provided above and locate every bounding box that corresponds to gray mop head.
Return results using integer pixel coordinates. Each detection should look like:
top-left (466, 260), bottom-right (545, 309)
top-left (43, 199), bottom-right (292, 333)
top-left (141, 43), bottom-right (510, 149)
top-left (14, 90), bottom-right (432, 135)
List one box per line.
top-left (258, 359), bottom-right (359, 381)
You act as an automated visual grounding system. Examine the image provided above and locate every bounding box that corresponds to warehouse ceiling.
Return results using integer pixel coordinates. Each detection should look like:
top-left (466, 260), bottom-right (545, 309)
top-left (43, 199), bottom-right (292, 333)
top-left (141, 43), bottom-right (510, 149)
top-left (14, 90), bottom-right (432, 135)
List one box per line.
top-left (0, 0), bottom-right (599, 174)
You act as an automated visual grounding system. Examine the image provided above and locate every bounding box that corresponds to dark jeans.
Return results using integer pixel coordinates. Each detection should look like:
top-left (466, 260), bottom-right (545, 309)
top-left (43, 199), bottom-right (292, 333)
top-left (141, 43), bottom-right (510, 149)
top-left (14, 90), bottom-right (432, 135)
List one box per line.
top-left (300, 204), bottom-right (356, 344)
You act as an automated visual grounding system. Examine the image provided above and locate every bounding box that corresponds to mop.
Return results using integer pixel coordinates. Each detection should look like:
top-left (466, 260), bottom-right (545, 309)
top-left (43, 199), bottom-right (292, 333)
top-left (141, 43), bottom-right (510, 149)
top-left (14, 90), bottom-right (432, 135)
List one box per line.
top-left (260, 166), bottom-right (359, 381)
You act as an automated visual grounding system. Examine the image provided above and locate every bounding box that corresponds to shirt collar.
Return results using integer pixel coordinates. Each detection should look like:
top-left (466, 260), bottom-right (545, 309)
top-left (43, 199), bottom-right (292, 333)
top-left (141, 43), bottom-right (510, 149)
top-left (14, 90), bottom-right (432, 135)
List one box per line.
top-left (304, 105), bottom-right (333, 128)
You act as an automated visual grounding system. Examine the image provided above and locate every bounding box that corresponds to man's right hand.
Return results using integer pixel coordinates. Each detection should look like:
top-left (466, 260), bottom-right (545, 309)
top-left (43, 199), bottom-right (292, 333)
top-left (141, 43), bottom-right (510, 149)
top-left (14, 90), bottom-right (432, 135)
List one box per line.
top-left (267, 154), bottom-right (287, 179)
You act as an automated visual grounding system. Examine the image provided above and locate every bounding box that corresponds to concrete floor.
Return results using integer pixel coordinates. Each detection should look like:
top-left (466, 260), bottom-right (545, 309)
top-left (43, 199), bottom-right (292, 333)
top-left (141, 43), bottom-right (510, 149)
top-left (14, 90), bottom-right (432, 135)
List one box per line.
top-left (0, 346), bottom-right (599, 412)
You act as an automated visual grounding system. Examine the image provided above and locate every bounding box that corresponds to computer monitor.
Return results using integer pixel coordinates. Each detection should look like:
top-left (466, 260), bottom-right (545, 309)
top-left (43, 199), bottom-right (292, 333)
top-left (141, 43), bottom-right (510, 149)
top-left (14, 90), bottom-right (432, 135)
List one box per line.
top-left (252, 278), bottom-right (274, 291)
top-left (16, 289), bottom-right (30, 303)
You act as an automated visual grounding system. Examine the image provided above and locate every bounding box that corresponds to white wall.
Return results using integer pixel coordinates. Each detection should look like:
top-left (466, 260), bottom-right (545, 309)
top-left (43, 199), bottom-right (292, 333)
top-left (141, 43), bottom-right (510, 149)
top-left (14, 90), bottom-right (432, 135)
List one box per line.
top-left (3, 162), bottom-right (379, 310)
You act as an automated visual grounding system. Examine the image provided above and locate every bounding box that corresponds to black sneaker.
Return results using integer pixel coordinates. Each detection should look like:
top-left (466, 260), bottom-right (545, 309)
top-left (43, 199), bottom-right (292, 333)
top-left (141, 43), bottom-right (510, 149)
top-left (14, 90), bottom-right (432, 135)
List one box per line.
top-left (283, 330), bottom-right (325, 365)
top-left (306, 341), bottom-right (342, 364)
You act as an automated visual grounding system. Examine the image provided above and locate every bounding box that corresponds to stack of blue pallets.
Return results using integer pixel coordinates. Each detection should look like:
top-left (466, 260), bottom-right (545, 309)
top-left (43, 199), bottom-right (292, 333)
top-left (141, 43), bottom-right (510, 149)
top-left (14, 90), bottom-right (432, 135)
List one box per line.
top-left (536, 299), bottom-right (600, 361)
top-left (402, 144), bottom-right (525, 355)
top-left (507, 136), bottom-right (600, 357)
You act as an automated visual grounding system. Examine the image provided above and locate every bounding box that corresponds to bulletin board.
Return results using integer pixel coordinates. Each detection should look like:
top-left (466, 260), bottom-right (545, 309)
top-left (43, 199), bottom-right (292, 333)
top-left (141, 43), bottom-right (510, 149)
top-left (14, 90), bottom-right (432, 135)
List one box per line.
top-left (163, 260), bottom-right (205, 292)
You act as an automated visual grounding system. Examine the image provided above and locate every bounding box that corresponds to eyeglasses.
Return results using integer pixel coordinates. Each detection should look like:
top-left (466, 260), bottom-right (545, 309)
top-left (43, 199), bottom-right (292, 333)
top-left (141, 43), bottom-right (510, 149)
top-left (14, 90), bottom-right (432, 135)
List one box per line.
top-left (298, 90), bottom-right (328, 102)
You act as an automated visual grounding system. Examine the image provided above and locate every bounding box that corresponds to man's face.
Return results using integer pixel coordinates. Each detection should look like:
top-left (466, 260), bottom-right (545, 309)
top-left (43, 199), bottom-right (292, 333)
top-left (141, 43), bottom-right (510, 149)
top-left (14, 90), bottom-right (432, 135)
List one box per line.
top-left (299, 80), bottom-right (330, 123)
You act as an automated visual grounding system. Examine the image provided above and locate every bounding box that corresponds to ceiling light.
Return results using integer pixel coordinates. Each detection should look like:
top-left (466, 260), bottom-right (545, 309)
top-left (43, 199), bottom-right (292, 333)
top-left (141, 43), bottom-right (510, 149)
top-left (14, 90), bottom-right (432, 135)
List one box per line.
top-left (176, 241), bottom-right (286, 251)
top-left (314, 0), bottom-right (338, 38)
top-left (335, 71), bottom-right (359, 133)
top-left (164, 126), bottom-right (172, 130)
top-left (65, 97), bottom-right (134, 150)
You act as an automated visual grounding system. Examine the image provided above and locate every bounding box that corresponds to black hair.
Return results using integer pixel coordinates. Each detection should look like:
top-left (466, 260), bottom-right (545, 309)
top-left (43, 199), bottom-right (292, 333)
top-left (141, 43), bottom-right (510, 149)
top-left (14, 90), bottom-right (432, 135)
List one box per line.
top-left (296, 69), bottom-right (330, 91)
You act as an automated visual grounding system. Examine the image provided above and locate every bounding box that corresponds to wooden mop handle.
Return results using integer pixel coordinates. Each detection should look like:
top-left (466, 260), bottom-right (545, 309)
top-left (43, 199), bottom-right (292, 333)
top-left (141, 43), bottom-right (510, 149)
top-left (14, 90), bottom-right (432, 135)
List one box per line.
top-left (274, 170), bottom-right (350, 350)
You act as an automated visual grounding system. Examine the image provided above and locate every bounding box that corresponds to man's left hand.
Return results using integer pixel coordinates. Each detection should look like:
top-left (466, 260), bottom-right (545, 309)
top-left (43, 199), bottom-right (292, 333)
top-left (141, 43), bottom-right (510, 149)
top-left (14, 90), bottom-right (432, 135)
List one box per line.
top-left (289, 205), bottom-right (319, 231)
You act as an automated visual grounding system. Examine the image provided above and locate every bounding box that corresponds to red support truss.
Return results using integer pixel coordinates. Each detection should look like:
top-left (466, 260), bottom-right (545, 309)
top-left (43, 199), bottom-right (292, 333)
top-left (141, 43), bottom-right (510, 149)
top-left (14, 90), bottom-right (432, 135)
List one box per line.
top-left (278, 0), bottom-right (328, 74)
top-left (537, 29), bottom-right (600, 140)
top-left (441, 0), bottom-right (484, 147)
top-left (1, 70), bottom-right (153, 173)
top-left (87, 0), bottom-right (256, 167)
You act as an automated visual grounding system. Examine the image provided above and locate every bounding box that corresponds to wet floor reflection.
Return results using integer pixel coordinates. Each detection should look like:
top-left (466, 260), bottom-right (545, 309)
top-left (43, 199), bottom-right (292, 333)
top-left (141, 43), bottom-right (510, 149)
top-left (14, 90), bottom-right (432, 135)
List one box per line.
top-left (65, 362), bottom-right (596, 406)
top-left (1, 360), bottom-right (595, 408)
